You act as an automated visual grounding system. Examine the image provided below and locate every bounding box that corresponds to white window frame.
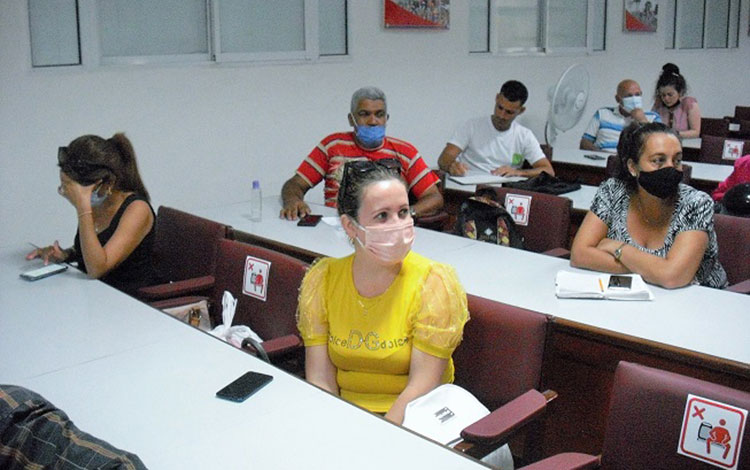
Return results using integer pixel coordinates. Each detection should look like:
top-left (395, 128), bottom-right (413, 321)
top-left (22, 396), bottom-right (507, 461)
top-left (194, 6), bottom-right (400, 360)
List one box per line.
top-left (29, 0), bottom-right (348, 68)
top-left (665, 0), bottom-right (740, 50)
top-left (210, 0), bottom-right (317, 63)
top-left (475, 0), bottom-right (606, 56)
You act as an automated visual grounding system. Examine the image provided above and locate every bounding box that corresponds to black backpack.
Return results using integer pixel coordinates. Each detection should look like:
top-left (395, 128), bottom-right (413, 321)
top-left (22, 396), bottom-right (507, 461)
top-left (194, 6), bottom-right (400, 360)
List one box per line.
top-left (455, 190), bottom-right (524, 249)
top-left (503, 171), bottom-right (581, 195)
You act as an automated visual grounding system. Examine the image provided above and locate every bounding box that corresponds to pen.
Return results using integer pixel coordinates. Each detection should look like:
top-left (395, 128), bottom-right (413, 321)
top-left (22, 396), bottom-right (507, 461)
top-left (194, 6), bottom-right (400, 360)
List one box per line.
top-left (598, 278), bottom-right (605, 292)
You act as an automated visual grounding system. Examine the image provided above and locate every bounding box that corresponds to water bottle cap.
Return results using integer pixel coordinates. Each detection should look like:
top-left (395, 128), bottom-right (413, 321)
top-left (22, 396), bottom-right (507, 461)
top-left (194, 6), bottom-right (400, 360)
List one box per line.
top-left (252, 180), bottom-right (260, 189)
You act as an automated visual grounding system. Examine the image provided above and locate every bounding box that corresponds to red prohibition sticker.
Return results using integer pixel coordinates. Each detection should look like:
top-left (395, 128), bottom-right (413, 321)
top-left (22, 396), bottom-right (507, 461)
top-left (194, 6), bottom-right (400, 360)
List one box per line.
top-left (243, 256), bottom-right (271, 302)
top-left (677, 394), bottom-right (747, 469)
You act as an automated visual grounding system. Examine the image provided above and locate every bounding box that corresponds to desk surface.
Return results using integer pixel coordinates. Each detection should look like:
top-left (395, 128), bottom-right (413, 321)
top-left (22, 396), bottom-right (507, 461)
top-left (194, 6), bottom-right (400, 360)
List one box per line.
top-left (552, 147), bottom-right (731, 183)
top-left (0, 247), bottom-right (489, 470)
top-left (194, 197), bottom-right (750, 368)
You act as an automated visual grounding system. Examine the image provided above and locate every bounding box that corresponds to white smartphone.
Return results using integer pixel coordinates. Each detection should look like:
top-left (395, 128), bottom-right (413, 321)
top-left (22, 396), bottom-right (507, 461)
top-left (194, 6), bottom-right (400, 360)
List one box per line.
top-left (20, 263), bottom-right (68, 281)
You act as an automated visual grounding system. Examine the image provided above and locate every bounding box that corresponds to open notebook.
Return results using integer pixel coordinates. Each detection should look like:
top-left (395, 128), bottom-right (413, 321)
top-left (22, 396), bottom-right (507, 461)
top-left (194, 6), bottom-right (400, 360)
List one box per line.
top-left (555, 271), bottom-right (654, 301)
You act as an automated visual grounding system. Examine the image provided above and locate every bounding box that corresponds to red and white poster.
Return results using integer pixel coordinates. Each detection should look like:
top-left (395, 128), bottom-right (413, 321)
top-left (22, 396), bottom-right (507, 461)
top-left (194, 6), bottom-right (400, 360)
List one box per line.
top-left (384, 0), bottom-right (449, 29)
top-left (504, 193), bottom-right (531, 226)
top-left (677, 394), bottom-right (747, 469)
top-left (624, 0), bottom-right (658, 32)
top-left (243, 256), bottom-right (271, 302)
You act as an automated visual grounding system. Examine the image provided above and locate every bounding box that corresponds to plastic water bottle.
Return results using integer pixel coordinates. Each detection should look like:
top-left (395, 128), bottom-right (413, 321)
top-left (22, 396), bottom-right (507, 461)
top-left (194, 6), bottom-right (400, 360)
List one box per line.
top-left (249, 180), bottom-right (262, 221)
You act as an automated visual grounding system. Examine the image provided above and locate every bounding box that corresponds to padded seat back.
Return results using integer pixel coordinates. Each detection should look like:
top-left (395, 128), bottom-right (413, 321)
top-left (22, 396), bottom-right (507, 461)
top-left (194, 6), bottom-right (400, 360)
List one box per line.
top-left (211, 239), bottom-right (308, 341)
top-left (481, 187), bottom-right (572, 252)
top-left (700, 135), bottom-right (750, 165)
top-left (735, 105), bottom-right (750, 121)
top-left (453, 294), bottom-right (548, 411)
top-left (713, 213), bottom-right (750, 287)
top-left (700, 117), bottom-right (731, 137)
top-left (152, 206), bottom-right (228, 282)
top-left (601, 361), bottom-right (750, 469)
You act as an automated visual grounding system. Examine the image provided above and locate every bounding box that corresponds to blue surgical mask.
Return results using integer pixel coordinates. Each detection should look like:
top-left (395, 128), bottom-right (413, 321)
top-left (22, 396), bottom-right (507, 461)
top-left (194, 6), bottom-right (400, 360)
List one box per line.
top-left (621, 96), bottom-right (643, 112)
top-left (90, 186), bottom-right (108, 207)
top-left (351, 115), bottom-right (385, 148)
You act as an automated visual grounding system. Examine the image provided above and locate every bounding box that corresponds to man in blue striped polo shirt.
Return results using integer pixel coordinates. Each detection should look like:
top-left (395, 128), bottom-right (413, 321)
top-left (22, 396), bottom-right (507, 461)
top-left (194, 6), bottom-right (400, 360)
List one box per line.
top-left (579, 79), bottom-right (661, 153)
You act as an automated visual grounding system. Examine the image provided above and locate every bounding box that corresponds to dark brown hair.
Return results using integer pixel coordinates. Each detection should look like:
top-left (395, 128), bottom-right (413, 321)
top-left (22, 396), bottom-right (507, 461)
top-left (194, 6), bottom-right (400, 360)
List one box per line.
top-left (58, 133), bottom-right (150, 201)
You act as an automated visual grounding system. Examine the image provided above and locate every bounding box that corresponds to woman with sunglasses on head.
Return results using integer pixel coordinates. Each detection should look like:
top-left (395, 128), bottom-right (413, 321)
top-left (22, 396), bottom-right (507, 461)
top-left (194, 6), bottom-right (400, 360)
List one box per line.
top-left (297, 159), bottom-right (470, 425)
top-left (652, 63), bottom-right (701, 139)
top-left (26, 133), bottom-right (159, 296)
top-left (571, 122), bottom-right (727, 289)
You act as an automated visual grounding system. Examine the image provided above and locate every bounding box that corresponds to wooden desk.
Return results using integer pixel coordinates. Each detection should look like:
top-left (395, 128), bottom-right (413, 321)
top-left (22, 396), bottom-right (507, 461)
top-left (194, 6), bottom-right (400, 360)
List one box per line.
top-left (0, 246), bottom-right (491, 470)
top-left (194, 197), bottom-right (750, 456)
top-left (551, 147), bottom-right (732, 194)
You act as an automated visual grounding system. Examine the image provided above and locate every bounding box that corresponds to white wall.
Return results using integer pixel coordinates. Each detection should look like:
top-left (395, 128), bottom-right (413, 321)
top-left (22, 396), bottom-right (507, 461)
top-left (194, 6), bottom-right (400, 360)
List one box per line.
top-left (2, 1), bottom-right (749, 248)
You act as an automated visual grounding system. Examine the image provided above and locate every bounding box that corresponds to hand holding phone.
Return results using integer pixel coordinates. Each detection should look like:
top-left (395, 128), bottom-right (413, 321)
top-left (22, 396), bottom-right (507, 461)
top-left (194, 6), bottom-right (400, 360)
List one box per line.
top-left (216, 371), bottom-right (273, 402)
top-left (20, 263), bottom-right (68, 281)
top-left (297, 214), bottom-right (322, 227)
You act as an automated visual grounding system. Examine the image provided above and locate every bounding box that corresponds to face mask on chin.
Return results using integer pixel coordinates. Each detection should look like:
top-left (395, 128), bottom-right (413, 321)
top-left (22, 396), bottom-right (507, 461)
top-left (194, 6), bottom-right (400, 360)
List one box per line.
top-left (351, 218), bottom-right (415, 264)
top-left (90, 185), bottom-right (108, 207)
top-left (621, 96), bottom-right (643, 113)
top-left (637, 166), bottom-right (683, 199)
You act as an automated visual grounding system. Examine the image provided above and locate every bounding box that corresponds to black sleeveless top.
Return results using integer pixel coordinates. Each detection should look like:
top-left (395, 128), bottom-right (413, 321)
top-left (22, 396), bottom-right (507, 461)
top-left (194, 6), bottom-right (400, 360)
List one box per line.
top-left (73, 194), bottom-right (159, 296)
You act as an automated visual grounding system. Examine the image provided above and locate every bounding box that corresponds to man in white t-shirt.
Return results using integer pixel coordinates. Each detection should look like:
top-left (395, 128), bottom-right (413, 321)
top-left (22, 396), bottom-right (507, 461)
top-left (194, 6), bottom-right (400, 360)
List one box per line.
top-left (438, 80), bottom-right (554, 177)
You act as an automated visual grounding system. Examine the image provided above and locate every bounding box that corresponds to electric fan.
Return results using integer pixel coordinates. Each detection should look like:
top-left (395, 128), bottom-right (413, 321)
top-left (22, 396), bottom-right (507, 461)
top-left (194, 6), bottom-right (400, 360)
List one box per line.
top-left (545, 64), bottom-right (590, 146)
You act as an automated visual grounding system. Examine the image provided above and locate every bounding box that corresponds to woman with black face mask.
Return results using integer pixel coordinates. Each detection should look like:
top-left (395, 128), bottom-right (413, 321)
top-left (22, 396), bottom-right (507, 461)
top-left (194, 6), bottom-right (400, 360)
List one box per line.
top-left (570, 122), bottom-right (727, 289)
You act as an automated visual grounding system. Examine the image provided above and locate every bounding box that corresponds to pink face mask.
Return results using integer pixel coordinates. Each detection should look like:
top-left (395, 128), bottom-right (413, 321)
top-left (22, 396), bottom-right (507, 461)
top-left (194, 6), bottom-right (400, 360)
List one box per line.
top-left (352, 219), bottom-right (415, 264)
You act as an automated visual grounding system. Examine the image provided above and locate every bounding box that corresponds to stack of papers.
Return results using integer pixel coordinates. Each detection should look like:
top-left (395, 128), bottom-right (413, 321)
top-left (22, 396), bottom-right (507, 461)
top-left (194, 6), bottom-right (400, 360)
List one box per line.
top-left (447, 175), bottom-right (527, 185)
top-left (555, 271), bottom-right (654, 301)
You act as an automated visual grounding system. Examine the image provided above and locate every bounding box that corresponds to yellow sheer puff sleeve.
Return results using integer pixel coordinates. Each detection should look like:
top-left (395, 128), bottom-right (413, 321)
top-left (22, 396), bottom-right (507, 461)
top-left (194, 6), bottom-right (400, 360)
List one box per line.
top-left (412, 263), bottom-right (470, 359)
top-left (296, 258), bottom-right (330, 347)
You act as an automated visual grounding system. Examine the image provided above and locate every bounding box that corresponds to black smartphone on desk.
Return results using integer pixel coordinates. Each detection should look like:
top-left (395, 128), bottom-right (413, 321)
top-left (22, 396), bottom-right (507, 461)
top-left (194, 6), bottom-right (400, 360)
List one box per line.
top-left (297, 214), bottom-right (322, 227)
top-left (216, 371), bottom-right (273, 402)
top-left (608, 275), bottom-right (632, 290)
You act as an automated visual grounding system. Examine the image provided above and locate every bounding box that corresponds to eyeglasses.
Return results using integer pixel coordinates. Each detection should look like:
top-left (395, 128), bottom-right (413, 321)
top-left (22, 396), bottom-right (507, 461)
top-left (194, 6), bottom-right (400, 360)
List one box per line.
top-left (339, 158), bottom-right (403, 198)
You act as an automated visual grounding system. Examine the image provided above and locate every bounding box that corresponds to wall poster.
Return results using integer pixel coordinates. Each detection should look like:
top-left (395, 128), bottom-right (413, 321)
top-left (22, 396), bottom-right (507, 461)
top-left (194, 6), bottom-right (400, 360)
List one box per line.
top-left (384, 0), bottom-right (450, 29)
top-left (624, 0), bottom-right (658, 32)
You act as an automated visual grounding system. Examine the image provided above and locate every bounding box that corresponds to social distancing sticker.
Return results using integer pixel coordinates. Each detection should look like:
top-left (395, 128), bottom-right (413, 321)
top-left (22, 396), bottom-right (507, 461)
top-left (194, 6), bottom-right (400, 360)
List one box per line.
top-left (678, 394), bottom-right (747, 469)
top-left (504, 193), bottom-right (531, 226)
top-left (243, 256), bottom-right (271, 302)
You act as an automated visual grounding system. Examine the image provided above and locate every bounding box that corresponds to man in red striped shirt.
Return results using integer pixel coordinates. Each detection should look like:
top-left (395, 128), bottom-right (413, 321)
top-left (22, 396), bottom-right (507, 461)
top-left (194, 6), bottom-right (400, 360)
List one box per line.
top-left (280, 86), bottom-right (443, 220)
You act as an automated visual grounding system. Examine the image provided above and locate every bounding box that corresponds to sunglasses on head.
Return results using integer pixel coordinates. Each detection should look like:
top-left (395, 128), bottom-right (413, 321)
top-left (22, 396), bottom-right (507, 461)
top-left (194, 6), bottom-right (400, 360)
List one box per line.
top-left (339, 158), bottom-right (403, 198)
top-left (58, 146), bottom-right (110, 171)
top-left (345, 158), bottom-right (402, 174)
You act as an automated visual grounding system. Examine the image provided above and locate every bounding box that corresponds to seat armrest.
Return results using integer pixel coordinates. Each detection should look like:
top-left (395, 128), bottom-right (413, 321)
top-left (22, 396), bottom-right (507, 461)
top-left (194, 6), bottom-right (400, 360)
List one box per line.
top-left (150, 295), bottom-right (208, 310)
top-left (136, 275), bottom-right (215, 301)
top-left (541, 247), bottom-right (570, 259)
top-left (518, 453), bottom-right (600, 470)
top-left (241, 334), bottom-right (302, 362)
top-left (460, 389), bottom-right (548, 447)
top-left (260, 334), bottom-right (302, 357)
top-left (727, 279), bottom-right (750, 294)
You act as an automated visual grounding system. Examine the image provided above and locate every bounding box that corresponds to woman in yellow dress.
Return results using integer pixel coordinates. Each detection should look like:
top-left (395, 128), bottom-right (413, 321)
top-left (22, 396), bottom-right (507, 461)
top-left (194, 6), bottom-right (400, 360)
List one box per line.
top-left (297, 159), bottom-right (469, 424)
